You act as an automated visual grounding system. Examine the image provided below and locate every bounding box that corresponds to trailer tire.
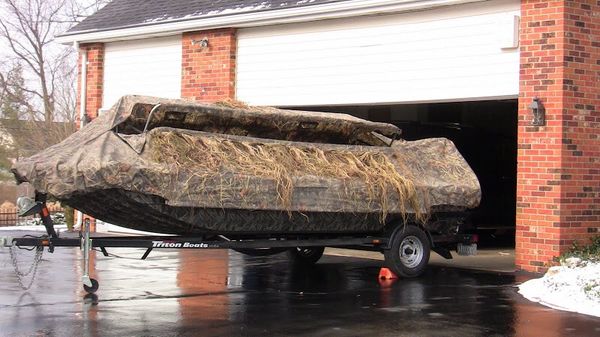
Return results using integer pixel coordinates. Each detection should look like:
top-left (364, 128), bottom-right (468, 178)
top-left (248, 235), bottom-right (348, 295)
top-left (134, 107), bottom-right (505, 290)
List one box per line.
top-left (384, 225), bottom-right (430, 278)
top-left (287, 246), bottom-right (325, 265)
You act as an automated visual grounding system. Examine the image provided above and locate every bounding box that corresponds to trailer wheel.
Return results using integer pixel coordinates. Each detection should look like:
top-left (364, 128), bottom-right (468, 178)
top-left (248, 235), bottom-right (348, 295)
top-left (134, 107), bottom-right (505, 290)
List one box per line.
top-left (384, 225), bottom-right (430, 278)
top-left (287, 246), bottom-right (325, 265)
top-left (83, 278), bottom-right (99, 294)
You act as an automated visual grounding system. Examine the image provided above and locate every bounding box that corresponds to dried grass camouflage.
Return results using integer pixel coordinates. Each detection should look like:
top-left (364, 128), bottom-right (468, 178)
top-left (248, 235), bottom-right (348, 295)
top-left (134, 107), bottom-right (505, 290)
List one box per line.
top-left (11, 96), bottom-right (481, 235)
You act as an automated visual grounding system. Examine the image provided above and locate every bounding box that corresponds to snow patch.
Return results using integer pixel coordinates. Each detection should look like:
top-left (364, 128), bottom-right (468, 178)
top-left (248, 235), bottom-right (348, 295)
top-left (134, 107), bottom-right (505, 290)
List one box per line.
top-left (206, 2), bottom-right (273, 16)
top-left (519, 262), bottom-right (600, 317)
top-left (0, 221), bottom-right (166, 236)
top-left (141, 0), bottom-right (324, 24)
top-left (95, 220), bottom-right (167, 236)
top-left (142, 2), bottom-right (275, 24)
top-left (0, 224), bottom-right (68, 232)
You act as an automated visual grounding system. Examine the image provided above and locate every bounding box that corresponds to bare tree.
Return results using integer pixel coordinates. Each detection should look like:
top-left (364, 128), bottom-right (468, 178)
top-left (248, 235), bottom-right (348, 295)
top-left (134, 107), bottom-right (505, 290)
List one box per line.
top-left (0, 0), bottom-right (109, 158)
top-left (0, 64), bottom-right (75, 161)
top-left (63, 0), bottom-right (111, 24)
top-left (0, 0), bottom-right (76, 122)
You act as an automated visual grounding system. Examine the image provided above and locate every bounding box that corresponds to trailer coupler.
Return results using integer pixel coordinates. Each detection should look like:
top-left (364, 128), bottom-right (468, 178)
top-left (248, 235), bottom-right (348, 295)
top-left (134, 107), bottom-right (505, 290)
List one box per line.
top-left (17, 194), bottom-right (58, 239)
top-left (0, 236), bottom-right (13, 247)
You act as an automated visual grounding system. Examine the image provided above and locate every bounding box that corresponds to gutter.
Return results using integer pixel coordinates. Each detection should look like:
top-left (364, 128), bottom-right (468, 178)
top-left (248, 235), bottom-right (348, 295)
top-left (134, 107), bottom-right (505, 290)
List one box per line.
top-left (55, 0), bottom-right (487, 44)
top-left (78, 44), bottom-right (88, 130)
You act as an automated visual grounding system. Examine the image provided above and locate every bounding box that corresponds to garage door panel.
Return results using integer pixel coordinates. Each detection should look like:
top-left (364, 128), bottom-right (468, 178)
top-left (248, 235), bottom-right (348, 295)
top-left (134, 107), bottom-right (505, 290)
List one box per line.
top-left (103, 36), bottom-right (182, 109)
top-left (237, 1), bottom-right (519, 106)
top-left (241, 59), bottom-right (516, 83)
top-left (239, 24), bottom-right (497, 57)
top-left (239, 75), bottom-right (518, 105)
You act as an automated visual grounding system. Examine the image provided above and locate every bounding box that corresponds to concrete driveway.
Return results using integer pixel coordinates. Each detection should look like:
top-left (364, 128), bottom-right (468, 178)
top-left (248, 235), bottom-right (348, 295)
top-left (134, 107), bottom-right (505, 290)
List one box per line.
top-left (0, 245), bottom-right (599, 337)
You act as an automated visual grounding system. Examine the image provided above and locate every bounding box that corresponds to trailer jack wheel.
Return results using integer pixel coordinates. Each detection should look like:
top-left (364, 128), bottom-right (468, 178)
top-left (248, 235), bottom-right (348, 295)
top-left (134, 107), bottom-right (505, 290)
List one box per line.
top-left (287, 246), bottom-right (325, 265)
top-left (384, 224), bottom-right (430, 278)
top-left (83, 278), bottom-right (99, 294)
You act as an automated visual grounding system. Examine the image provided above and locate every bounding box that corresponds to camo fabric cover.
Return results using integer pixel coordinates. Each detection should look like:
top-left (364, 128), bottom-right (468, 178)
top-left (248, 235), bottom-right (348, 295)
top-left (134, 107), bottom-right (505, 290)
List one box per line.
top-left (12, 96), bottom-right (481, 235)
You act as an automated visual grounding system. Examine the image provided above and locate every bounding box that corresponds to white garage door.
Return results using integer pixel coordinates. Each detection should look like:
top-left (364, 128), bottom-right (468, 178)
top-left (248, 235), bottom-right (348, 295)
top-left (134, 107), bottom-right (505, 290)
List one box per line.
top-left (237, 0), bottom-right (520, 106)
top-left (103, 35), bottom-right (182, 109)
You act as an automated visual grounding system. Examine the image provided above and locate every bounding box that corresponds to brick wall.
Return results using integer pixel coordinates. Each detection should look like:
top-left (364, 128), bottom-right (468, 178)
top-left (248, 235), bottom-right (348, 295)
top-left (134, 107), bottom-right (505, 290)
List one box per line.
top-left (517, 0), bottom-right (600, 272)
top-left (77, 43), bottom-right (104, 123)
top-left (560, 1), bottom-right (600, 250)
top-left (181, 28), bottom-right (237, 102)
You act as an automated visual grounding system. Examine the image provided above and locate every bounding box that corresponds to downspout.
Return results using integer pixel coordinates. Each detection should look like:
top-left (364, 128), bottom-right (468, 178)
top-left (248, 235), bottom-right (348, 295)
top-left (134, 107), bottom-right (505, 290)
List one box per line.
top-left (75, 41), bottom-right (87, 230)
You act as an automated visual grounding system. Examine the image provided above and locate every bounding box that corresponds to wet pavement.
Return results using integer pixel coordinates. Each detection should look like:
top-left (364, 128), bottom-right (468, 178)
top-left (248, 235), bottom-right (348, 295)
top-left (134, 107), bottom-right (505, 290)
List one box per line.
top-left (1, 245), bottom-right (599, 337)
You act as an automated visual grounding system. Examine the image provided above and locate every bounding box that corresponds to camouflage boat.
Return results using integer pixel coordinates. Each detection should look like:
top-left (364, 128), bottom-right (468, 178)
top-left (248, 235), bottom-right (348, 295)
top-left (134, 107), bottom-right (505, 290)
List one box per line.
top-left (12, 95), bottom-right (481, 236)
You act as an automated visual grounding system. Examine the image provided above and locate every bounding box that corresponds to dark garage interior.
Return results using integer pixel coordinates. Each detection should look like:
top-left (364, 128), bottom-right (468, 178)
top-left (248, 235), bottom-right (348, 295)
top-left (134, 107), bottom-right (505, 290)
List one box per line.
top-left (289, 100), bottom-right (518, 246)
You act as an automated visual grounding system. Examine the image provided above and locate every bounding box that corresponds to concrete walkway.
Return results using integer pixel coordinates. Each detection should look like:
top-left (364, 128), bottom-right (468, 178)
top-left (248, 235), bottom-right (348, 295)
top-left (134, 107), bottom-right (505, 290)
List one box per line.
top-left (325, 247), bottom-right (516, 273)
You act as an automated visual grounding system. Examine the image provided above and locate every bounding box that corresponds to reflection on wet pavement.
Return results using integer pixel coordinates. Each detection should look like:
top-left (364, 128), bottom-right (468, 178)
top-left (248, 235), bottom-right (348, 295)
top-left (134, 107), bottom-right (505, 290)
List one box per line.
top-left (0, 247), bottom-right (599, 336)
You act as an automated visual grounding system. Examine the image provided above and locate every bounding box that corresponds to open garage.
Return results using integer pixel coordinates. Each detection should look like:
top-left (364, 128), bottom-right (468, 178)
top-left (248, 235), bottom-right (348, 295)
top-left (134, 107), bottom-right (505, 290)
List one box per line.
top-left (288, 100), bottom-right (518, 245)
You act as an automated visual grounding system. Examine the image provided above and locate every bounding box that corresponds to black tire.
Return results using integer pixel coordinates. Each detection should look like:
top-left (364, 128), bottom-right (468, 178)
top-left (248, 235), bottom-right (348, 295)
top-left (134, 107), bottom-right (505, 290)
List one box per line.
top-left (232, 248), bottom-right (288, 256)
top-left (287, 246), bottom-right (325, 265)
top-left (384, 224), bottom-right (430, 278)
top-left (83, 278), bottom-right (99, 294)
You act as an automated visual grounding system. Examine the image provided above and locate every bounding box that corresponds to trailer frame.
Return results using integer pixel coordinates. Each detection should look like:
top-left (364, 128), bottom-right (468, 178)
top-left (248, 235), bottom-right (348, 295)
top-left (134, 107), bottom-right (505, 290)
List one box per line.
top-left (1, 197), bottom-right (477, 294)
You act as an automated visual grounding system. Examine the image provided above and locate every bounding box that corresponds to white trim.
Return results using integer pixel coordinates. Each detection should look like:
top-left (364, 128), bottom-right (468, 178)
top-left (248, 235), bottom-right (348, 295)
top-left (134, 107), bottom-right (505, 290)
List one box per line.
top-left (56, 0), bottom-right (488, 43)
top-left (79, 49), bottom-right (87, 128)
top-left (274, 95), bottom-right (520, 107)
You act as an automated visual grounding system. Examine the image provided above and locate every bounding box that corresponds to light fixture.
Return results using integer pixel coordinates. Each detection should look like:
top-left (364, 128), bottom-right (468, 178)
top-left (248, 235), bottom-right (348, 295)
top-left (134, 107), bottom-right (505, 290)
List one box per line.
top-left (191, 37), bottom-right (209, 49)
top-left (529, 97), bottom-right (545, 126)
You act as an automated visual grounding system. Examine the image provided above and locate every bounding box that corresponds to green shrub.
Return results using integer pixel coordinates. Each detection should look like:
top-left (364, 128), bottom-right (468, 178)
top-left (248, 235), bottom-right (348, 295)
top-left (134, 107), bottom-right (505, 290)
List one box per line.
top-left (63, 205), bottom-right (74, 231)
top-left (559, 235), bottom-right (600, 263)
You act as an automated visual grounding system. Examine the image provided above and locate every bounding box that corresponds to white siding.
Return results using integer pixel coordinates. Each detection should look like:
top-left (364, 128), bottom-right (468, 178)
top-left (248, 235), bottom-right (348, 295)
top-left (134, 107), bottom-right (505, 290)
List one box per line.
top-left (103, 36), bottom-right (182, 109)
top-left (237, 0), bottom-right (520, 106)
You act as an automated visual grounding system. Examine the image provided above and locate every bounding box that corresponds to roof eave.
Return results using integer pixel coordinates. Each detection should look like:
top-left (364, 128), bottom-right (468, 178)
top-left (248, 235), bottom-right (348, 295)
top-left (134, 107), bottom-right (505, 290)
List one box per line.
top-left (56, 0), bottom-right (487, 44)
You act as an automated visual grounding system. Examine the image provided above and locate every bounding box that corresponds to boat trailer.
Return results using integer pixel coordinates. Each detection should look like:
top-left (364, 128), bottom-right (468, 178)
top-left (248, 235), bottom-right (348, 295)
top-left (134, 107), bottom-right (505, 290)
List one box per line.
top-left (0, 195), bottom-right (477, 294)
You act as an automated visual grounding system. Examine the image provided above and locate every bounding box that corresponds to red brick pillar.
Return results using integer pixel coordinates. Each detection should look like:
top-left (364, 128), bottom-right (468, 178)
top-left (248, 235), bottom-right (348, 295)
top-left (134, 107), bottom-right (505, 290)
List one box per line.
top-left (181, 28), bottom-right (236, 102)
top-left (77, 43), bottom-right (104, 122)
top-left (559, 1), bottom-right (600, 251)
top-left (76, 43), bottom-right (104, 231)
top-left (516, 0), bottom-right (600, 272)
